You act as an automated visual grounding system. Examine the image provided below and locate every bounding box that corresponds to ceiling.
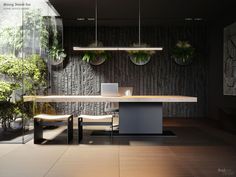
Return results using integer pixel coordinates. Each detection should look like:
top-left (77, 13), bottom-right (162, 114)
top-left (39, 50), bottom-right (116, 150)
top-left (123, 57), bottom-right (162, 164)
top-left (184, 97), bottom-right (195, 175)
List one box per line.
top-left (49, 0), bottom-right (236, 26)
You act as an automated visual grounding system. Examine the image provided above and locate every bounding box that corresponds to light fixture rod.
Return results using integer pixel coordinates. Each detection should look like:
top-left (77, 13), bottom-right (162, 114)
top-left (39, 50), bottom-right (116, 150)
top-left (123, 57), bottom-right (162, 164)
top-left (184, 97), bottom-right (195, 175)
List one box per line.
top-left (74, 0), bottom-right (164, 52)
top-left (95, 0), bottom-right (98, 46)
top-left (62, 18), bottom-right (64, 49)
top-left (138, 0), bottom-right (141, 46)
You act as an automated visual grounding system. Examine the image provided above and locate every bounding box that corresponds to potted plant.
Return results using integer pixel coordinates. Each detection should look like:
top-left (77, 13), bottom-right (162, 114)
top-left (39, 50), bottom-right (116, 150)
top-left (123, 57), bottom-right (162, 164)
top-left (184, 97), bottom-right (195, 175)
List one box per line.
top-left (49, 45), bottom-right (66, 65)
top-left (46, 16), bottom-right (66, 66)
top-left (127, 43), bottom-right (155, 66)
top-left (82, 42), bottom-right (109, 65)
top-left (172, 41), bottom-right (195, 65)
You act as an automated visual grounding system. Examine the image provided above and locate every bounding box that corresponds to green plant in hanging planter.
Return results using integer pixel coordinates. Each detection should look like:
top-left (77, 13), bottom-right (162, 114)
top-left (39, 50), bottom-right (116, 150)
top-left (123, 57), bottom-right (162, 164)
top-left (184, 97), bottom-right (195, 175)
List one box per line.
top-left (127, 43), bottom-right (155, 66)
top-left (171, 41), bottom-right (195, 65)
top-left (82, 50), bottom-right (108, 64)
top-left (49, 45), bottom-right (66, 64)
top-left (48, 17), bottom-right (66, 65)
top-left (82, 42), bottom-right (109, 65)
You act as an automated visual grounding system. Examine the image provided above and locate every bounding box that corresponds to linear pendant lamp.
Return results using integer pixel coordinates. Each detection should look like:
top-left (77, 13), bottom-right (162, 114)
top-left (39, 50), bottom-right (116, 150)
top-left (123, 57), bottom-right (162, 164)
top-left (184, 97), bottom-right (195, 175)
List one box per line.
top-left (73, 47), bottom-right (163, 51)
top-left (73, 0), bottom-right (163, 51)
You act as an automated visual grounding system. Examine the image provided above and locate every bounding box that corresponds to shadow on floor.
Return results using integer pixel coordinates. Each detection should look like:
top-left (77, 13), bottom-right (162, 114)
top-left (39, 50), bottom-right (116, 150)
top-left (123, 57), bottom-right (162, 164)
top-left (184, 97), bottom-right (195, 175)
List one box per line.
top-left (0, 128), bottom-right (33, 144)
top-left (38, 126), bottom-right (229, 146)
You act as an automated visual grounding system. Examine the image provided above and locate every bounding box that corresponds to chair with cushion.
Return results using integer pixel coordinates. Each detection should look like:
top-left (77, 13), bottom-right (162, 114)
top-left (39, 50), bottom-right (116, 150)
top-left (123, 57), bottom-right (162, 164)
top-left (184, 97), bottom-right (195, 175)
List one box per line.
top-left (34, 114), bottom-right (73, 144)
top-left (104, 87), bottom-right (133, 130)
top-left (104, 87), bottom-right (133, 113)
top-left (78, 114), bottom-right (113, 143)
top-left (77, 87), bottom-right (133, 143)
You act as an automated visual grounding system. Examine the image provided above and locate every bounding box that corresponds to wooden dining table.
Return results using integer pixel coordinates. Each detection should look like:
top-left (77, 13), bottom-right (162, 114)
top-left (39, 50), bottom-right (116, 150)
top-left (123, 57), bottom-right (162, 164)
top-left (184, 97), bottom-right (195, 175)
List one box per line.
top-left (24, 95), bottom-right (197, 134)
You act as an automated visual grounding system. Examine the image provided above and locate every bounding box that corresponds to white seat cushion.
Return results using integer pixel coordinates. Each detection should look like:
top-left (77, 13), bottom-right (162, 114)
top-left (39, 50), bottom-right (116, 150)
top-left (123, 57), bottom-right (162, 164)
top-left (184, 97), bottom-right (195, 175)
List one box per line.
top-left (78, 115), bottom-right (113, 120)
top-left (34, 114), bottom-right (72, 120)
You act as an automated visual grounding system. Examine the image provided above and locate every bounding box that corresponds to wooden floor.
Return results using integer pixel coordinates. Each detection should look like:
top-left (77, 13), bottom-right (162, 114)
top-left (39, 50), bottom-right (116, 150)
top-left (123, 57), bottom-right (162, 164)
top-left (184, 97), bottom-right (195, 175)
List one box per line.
top-left (0, 118), bottom-right (235, 177)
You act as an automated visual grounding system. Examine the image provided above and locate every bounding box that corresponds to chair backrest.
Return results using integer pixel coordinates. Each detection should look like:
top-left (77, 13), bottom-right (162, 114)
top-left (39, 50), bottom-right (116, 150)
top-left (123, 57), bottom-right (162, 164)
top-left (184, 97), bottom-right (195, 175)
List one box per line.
top-left (104, 87), bottom-right (133, 112)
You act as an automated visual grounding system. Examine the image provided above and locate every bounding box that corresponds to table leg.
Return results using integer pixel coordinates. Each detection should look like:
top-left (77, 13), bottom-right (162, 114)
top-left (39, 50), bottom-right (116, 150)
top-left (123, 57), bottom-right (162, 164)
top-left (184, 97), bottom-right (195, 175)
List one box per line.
top-left (119, 102), bottom-right (163, 134)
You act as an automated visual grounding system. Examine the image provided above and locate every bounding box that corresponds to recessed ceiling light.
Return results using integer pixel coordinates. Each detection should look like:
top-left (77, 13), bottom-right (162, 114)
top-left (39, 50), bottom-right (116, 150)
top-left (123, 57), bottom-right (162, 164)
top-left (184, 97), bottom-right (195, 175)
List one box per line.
top-left (87, 18), bottom-right (95, 21)
top-left (185, 18), bottom-right (203, 21)
top-left (77, 18), bottom-right (85, 21)
top-left (194, 18), bottom-right (203, 21)
top-left (185, 18), bottom-right (193, 21)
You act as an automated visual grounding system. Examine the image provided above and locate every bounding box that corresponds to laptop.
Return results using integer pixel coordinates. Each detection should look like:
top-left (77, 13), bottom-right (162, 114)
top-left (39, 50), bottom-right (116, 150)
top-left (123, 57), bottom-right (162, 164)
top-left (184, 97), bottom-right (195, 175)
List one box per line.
top-left (101, 83), bottom-right (119, 97)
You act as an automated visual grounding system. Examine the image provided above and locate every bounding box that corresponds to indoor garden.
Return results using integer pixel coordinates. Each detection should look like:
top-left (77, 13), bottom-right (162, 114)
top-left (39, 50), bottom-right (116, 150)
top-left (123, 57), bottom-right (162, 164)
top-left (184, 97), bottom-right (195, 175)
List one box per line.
top-left (0, 0), bottom-right (63, 143)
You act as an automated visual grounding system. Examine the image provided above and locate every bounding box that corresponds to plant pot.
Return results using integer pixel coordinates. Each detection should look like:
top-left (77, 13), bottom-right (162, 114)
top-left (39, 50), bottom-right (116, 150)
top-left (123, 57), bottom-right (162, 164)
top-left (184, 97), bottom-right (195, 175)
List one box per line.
top-left (129, 55), bottom-right (151, 66)
top-left (89, 57), bottom-right (106, 66)
top-left (173, 57), bottom-right (192, 66)
top-left (51, 57), bottom-right (64, 66)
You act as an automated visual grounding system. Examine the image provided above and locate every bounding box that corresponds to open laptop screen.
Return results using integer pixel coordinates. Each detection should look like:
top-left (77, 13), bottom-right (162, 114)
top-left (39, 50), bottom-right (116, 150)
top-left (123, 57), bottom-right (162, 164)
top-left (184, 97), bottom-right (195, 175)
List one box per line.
top-left (101, 83), bottom-right (119, 97)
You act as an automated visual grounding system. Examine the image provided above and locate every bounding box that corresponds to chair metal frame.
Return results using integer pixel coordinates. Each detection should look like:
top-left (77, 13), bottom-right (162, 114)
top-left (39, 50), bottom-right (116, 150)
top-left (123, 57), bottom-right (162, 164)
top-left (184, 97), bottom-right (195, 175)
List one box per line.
top-left (34, 115), bottom-right (73, 144)
top-left (78, 115), bottom-right (113, 143)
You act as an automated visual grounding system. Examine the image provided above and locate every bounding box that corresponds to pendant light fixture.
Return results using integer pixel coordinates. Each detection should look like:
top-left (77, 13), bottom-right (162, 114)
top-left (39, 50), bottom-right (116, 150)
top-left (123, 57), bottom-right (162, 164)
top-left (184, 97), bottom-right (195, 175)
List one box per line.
top-left (138, 0), bottom-right (141, 46)
top-left (73, 0), bottom-right (163, 51)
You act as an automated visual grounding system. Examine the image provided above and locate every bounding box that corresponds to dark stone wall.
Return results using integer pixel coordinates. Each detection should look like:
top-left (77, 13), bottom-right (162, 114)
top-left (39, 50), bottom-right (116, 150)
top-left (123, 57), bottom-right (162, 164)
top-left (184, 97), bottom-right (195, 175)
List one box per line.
top-left (51, 24), bottom-right (208, 117)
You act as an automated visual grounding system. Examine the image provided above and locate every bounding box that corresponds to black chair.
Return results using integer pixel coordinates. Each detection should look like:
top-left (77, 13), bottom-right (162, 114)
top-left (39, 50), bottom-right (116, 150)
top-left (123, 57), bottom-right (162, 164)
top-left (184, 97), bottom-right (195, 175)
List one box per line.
top-left (78, 114), bottom-right (113, 143)
top-left (34, 114), bottom-right (73, 144)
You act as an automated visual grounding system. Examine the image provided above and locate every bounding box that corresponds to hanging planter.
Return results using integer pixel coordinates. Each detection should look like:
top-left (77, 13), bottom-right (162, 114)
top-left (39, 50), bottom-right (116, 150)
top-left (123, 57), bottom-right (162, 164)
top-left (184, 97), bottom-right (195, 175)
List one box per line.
top-left (49, 46), bottom-right (66, 65)
top-left (127, 44), bottom-right (155, 66)
top-left (172, 41), bottom-right (195, 66)
top-left (82, 42), bottom-right (109, 66)
top-left (47, 17), bottom-right (66, 66)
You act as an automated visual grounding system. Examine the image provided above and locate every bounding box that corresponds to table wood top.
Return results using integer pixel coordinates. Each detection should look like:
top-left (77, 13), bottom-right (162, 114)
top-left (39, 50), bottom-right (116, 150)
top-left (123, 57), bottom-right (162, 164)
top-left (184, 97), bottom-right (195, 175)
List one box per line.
top-left (23, 95), bottom-right (197, 103)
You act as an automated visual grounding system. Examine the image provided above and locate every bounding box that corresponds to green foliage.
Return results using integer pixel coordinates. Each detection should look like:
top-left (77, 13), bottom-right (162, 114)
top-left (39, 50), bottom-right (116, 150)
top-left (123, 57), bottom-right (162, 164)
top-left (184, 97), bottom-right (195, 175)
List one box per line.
top-left (0, 11), bottom-right (50, 130)
top-left (128, 51), bottom-right (154, 63)
top-left (15, 100), bottom-right (34, 120)
top-left (0, 27), bottom-right (23, 56)
top-left (49, 46), bottom-right (66, 62)
top-left (0, 81), bottom-right (15, 101)
top-left (0, 55), bottom-right (47, 94)
top-left (0, 81), bottom-right (21, 130)
top-left (127, 43), bottom-right (155, 64)
top-left (81, 42), bottom-right (109, 63)
top-left (82, 51), bottom-right (108, 63)
top-left (0, 101), bottom-right (18, 130)
top-left (0, 81), bottom-right (34, 130)
top-left (48, 17), bottom-right (66, 62)
top-left (0, 9), bottom-right (66, 65)
top-left (22, 10), bottom-right (52, 54)
top-left (172, 41), bottom-right (195, 62)
top-left (0, 10), bottom-right (49, 56)
top-left (0, 54), bottom-right (45, 130)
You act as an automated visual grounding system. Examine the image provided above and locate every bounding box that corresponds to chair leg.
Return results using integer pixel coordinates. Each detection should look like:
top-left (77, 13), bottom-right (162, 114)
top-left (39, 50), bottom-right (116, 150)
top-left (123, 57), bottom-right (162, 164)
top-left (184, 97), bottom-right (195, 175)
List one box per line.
top-left (78, 118), bottom-right (83, 143)
top-left (67, 115), bottom-right (73, 144)
top-left (34, 118), bottom-right (43, 144)
top-left (111, 116), bottom-right (113, 137)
